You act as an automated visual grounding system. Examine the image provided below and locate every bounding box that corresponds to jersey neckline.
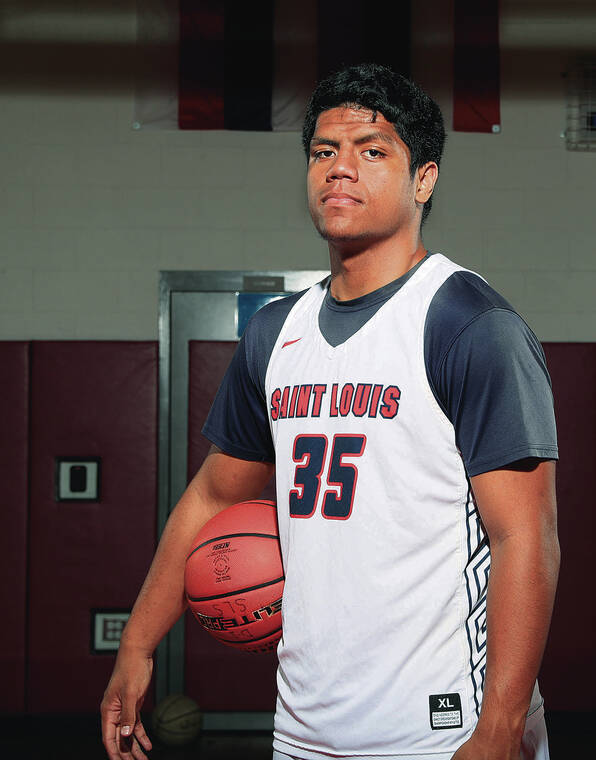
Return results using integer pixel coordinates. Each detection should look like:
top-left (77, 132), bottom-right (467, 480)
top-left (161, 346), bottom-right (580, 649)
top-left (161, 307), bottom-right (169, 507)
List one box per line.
top-left (315, 253), bottom-right (436, 352)
top-left (323, 252), bottom-right (433, 313)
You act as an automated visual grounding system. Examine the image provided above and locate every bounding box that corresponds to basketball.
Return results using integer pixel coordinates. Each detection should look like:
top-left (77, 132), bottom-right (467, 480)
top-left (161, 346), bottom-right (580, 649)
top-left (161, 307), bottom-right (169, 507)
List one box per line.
top-left (184, 499), bottom-right (284, 654)
top-left (151, 694), bottom-right (202, 747)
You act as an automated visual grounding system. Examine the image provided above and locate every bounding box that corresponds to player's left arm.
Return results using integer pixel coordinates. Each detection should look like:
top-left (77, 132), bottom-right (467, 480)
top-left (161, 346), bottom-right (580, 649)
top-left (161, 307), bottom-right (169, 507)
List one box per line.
top-left (452, 458), bottom-right (560, 760)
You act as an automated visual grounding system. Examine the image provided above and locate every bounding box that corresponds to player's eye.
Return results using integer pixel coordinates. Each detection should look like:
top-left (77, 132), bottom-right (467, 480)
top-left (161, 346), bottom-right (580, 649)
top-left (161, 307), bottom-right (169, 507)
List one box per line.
top-left (363, 148), bottom-right (384, 158)
top-left (312, 149), bottom-right (335, 160)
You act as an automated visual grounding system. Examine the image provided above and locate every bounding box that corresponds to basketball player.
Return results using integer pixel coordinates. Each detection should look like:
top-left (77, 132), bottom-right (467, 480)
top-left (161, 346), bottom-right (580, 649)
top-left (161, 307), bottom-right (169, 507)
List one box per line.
top-left (101, 64), bottom-right (559, 760)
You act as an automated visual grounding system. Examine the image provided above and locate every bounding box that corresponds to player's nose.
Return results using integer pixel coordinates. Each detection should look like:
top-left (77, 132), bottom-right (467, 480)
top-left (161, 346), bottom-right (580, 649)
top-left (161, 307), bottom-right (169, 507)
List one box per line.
top-left (326, 150), bottom-right (358, 182)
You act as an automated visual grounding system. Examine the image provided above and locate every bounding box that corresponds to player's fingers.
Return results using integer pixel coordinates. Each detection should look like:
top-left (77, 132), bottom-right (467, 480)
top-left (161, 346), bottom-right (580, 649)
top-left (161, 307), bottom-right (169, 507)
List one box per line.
top-left (116, 726), bottom-right (147, 760)
top-left (115, 726), bottom-right (133, 759)
top-left (101, 705), bottom-right (126, 760)
top-left (133, 720), bottom-right (153, 752)
top-left (103, 729), bottom-right (124, 760)
top-left (130, 734), bottom-right (149, 760)
top-left (118, 697), bottom-right (139, 745)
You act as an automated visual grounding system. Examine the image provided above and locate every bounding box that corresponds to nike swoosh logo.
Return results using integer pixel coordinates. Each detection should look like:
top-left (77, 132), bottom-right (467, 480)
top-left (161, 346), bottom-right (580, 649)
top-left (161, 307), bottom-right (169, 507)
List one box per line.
top-left (282, 338), bottom-right (302, 348)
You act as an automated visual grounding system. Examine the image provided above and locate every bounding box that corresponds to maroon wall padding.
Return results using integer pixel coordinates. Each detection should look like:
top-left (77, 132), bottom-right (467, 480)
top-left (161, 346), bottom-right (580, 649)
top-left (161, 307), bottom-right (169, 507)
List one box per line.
top-left (187, 341), bottom-right (237, 480)
top-left (186, 341), bottom-right (276, 502)
top-left (185, 341), bottom-right (277, 710)
top-left (539, 344), bottom-right (596, 711)
top-left (28, 342), bottom-right (158, 713)
top-left (0, 342), bottom-right (29, 712)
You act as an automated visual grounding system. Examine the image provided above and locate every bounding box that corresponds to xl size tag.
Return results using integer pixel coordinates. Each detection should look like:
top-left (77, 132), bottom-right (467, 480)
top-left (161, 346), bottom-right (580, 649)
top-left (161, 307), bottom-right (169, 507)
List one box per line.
top-left (429, 693), bottom-right (463, 730)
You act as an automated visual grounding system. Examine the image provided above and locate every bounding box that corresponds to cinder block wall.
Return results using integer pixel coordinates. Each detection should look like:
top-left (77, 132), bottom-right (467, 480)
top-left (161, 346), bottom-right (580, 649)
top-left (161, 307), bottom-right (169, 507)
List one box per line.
top-left (1, 0), bottom-right (595, 340)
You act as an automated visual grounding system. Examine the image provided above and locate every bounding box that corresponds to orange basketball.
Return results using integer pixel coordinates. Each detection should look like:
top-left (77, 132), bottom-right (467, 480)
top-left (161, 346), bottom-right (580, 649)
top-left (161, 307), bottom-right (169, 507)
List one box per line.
top-left (184, 499), bottom-right (284, 654)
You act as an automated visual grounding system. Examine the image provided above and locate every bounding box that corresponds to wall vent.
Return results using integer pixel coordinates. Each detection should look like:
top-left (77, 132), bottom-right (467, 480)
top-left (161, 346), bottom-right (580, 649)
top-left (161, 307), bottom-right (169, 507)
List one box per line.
top-left (566, 62), bottom-right (596, 152)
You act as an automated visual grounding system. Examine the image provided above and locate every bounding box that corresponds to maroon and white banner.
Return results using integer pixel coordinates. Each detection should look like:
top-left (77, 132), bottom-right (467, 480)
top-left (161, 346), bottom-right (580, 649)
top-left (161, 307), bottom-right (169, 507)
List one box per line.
top-left (134, 0), bottom-right (410, 131)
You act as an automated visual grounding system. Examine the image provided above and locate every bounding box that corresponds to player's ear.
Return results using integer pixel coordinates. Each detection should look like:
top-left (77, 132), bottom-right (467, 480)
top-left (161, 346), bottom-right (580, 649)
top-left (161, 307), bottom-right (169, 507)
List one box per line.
top-left (415, 162), bottom-right (438, 203)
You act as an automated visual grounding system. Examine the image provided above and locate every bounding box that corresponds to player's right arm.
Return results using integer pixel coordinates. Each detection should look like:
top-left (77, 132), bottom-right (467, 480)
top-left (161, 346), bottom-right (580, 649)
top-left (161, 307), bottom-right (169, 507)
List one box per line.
top-left (100, 445), bottom-right (274, 760)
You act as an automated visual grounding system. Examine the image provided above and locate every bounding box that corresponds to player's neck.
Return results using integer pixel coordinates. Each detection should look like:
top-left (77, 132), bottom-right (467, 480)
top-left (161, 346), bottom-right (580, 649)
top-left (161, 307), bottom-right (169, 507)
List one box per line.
top-left (328, 236), bottom-right (427, 302)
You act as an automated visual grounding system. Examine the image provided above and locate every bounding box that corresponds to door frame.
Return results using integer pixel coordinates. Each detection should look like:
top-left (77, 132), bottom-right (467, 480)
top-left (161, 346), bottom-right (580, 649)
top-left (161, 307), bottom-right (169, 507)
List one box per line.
top-left (157, 270), bottom-right (328, 725)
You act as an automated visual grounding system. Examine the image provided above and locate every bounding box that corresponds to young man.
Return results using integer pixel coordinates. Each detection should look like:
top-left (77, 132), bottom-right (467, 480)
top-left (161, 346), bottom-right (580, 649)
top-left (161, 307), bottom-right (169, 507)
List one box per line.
top-left (102, 64), bottom-right (560, 760)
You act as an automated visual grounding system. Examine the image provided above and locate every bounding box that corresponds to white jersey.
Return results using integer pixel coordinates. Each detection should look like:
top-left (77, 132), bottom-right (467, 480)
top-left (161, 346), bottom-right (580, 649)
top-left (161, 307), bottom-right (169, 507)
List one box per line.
top-left (268, 255), bottom-right (485, 756)
top-left (203, 252), bottom-right (556, 759)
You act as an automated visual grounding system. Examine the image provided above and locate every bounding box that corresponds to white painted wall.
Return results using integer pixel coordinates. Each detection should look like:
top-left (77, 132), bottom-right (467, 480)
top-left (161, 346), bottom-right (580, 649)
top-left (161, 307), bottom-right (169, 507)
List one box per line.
top-left (415, 0), bottom-right (596, 341)
top-left (1, 0), bottom-right (595, 340)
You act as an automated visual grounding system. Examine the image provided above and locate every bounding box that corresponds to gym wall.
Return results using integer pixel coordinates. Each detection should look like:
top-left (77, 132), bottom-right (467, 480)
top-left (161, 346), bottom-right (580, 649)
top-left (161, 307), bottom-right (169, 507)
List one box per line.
top-left (0, 342), bottom-right (29, 712)
top-left (0, 0), bottom-right (594, 717)
top-left (540, 344), bottom-right (596, 711)
top-left (0, 341), bottom-right (158, 713)
top-left (2, 339), bottom-right (594, 714)
top-left (0, 0), bottom-right (595, 341)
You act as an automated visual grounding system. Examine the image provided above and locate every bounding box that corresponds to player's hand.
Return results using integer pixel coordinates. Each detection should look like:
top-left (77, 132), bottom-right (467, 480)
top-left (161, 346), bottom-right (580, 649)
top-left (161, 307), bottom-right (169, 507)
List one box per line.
top-left (451, 731), bottom-right (521, 760)
top-left (100, 649), bottom-right (154, 759)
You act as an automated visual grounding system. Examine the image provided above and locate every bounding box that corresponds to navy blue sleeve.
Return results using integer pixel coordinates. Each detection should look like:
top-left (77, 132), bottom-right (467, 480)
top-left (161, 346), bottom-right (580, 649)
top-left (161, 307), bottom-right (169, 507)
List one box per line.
top-left (202, 290), bottom-right (306, 462)
top-left (425, 272), bottom-right (558, 477)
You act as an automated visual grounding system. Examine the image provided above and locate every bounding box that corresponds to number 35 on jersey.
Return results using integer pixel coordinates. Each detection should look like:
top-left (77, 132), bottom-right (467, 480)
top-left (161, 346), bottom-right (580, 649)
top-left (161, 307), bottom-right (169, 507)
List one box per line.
top-left (289, 433), bottom-right (367, 520)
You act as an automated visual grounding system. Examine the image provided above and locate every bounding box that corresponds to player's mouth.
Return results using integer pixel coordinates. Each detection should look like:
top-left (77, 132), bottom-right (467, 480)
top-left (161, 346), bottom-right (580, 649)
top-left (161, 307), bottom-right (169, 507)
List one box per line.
top-left (321, 192), bottom-right (362, 206)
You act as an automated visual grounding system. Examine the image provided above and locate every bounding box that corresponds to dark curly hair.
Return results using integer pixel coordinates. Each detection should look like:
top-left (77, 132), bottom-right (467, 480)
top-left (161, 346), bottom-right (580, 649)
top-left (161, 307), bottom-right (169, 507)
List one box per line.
top-left (302, 63), bottom-right (446, 224)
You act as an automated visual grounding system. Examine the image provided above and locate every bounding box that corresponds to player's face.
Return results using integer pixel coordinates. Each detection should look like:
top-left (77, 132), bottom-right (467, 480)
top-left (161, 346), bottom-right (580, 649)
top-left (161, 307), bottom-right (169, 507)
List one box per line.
top-left (307, 107), bottom-right (419, 246)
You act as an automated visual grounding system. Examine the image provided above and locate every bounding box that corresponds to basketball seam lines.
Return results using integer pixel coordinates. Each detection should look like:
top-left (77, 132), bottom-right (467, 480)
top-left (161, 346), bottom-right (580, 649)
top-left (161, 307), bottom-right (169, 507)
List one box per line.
top-left (187, 532), bottom-right (279, 558)
top-left (156, 708), bottom-right (201, 726)
top-left (187, 575), bottom-right (285, 602)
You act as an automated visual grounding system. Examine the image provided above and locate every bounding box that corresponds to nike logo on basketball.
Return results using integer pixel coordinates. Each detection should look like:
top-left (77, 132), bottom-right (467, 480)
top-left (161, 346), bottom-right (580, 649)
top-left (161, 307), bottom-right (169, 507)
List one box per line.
top-left (282, 338), bottom-right (302, 348)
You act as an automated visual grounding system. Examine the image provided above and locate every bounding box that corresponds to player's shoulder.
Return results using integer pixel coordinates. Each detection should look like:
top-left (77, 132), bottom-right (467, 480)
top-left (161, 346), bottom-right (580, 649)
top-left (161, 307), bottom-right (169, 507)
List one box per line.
top-left (429, 266), bottom-right (515, 324)
top-left (424, 265), bottom-right (535, 372)
top-left (426, 266), bottom-right (519, 341)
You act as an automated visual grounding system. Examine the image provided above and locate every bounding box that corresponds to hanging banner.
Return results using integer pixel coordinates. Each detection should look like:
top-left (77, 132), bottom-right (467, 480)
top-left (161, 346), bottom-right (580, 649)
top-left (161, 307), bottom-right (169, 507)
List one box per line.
top-left (134, 0), bottom-right (410, 131)
top-left (453, 0), bottom-right (501, 133)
